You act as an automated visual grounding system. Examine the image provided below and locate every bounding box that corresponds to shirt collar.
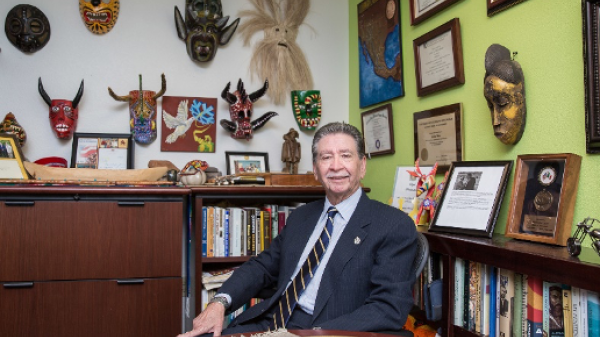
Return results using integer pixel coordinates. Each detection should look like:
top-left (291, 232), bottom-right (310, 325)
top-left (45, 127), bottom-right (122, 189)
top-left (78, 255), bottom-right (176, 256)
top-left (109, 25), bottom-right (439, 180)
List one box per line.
top-left (324, 188), bottom-right (362, 223)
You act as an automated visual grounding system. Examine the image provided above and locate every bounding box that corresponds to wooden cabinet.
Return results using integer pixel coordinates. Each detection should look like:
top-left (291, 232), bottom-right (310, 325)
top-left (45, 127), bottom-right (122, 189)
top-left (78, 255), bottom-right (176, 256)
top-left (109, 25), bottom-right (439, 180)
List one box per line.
top-left (0, 186), bottom-right (189, 337)
top-left (422, 228), bottom-right (600, 337)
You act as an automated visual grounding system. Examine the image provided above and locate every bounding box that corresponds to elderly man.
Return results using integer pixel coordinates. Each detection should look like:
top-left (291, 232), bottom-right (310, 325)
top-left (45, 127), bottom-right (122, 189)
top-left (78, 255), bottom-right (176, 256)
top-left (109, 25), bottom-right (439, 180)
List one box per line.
top-left (179, 122), bottom-right (417, 337)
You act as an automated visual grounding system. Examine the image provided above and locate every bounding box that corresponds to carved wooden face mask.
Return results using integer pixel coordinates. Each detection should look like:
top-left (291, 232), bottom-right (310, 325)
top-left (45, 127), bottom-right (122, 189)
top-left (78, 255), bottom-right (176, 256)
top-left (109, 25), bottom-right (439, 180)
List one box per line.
top-left (79, 0), bottom-right (120, 34)
top-left (38, 78), bottom-right (84, 140)
top-left (5, 4), bottom-right (51, 53)
top-left (291, 90), bottom-right (321, 131)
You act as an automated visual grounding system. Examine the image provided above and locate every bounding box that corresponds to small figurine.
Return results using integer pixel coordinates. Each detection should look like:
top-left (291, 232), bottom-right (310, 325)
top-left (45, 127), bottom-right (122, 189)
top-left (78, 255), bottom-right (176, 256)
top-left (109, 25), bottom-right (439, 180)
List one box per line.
top-left (5, 4), bottom-right (51, 53)
top-left (0, 112), bottom-right (27, 147)
top-left (407, 159), bottom-right (438, 225)
top-left (179, 160), bottom-right (209, 185)
top-left (79, 0), bottom-right (120, 34)
top-left (220, 79), bottom-right (278, 140)
top-left (282, 128), bottom-right (301, 174)
top-left (38, 78), bottom-right (84, 140)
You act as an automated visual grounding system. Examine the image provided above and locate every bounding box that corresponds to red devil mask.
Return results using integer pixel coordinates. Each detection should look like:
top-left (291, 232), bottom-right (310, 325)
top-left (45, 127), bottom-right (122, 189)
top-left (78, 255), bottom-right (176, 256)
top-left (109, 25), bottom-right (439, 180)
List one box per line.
top-left (38, 78), bottom-right (84, 140)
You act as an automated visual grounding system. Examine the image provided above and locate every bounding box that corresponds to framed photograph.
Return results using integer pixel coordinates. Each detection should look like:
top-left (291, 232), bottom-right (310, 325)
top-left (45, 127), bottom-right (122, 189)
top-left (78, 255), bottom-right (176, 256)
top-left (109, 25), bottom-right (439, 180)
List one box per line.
top-left (0, 133), bottom-right (29, 179)
top-left (226, 151), bottom-right (269, 175)
top-left (357, 0), bottom-right (404, 108)
top-left (505, 153), bottom-right (582, 246)
top-left (487, 0), bottom-right (529, 17)
top-left (584, 1), bottom-right (600, 153)
top-left (409, 0), bottom-right (462, 26)
top-left (361, 103), bottom-right (394, 157)
top-left (429, 160), bottom-right (513, 238)
top-left (413, 103), bottom-right (463, 171)
top-left (70, 133), bottom-right (134, 169)
top-left (413, 18), bottom-right (465, 97)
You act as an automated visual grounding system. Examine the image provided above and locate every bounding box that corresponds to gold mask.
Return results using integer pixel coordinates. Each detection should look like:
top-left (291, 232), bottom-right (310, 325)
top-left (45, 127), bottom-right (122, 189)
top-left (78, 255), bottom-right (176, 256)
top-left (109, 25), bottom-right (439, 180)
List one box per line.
top-left (79, 0), bottom-right (120, 34)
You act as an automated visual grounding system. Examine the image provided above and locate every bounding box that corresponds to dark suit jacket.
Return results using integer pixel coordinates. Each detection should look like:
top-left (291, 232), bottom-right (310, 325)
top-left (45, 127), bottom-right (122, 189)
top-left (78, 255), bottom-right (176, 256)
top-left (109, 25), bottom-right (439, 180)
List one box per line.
top-left (218, 191), bottom-right (417, 332)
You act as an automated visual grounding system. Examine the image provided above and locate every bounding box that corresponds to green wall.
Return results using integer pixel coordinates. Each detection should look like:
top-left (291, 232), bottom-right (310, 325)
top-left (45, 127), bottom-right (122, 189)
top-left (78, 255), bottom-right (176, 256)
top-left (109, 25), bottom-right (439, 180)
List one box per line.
top-left (349, 0), bottom-right (597, 236)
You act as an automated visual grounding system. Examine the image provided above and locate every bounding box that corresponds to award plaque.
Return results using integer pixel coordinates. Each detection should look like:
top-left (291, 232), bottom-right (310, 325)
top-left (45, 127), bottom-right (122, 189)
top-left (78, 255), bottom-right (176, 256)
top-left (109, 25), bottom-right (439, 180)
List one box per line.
top-left (505, 153), bottom-right (582, 246)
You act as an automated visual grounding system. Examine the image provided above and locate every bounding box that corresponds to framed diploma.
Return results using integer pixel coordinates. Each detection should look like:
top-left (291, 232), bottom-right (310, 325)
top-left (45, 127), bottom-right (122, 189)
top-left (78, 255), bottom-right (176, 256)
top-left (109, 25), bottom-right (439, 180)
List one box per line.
top-left (413, 103), bottom-right (462, 171)
top-left (409, 0), bottom-right (462, 26)
top-left (487, 0), bottom-right (529, 17)
top-left (361, 103), bottom-right (394, 157)
top-left (0, 133), bottom-right (29, 180)
top-left (413, 18), bottom-right (465, 97)
top-left (70, 133), bottom-right (134, 169)
top-left (429, 160), bottom-right (513, 238)
top-left (505, 153), bottom-right (582, 246)
top-left (584, 0), bottom-right (600, 153)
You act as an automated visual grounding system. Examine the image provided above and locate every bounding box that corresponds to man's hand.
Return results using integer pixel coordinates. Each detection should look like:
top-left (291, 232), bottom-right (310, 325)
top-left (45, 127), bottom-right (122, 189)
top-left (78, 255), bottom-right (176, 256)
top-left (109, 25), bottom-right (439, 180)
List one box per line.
top-left (177, 302), bottom-right (226, 337)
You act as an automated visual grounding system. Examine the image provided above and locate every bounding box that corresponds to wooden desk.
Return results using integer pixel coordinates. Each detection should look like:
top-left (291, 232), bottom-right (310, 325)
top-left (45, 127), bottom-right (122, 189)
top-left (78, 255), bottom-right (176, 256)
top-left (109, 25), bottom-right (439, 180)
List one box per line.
top-left (223, 330), bottom-right (402, 337)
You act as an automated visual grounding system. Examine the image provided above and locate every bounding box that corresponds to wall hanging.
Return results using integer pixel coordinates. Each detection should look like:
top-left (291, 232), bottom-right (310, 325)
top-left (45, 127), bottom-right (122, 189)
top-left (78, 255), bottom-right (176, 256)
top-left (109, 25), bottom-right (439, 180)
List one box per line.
top-left (38, 78), bottom-right (84, 140)
top-left (79, 0), bottom-right (120, 34)
top-left (161, 96), bottom-right (217, 153)
top-left (291, 90), bottom-right (321, 131)
top-left (5, 4), bottom-right (51, 53)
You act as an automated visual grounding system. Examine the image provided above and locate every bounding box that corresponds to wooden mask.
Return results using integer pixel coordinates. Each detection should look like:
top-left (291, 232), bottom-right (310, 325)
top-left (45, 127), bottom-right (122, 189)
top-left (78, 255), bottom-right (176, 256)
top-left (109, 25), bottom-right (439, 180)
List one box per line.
top-left (291, 90), bottom-right (321, 131)
top-left (79, 0), bottom-right (120, 34)
top-left (5, 4), bottom-right (51, 53)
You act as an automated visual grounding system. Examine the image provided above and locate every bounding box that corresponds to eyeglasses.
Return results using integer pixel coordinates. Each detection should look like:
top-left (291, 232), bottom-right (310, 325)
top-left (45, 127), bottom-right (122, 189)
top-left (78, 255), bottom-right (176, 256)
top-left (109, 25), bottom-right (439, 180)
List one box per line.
top-left (566, 217), bottom-right (600, 257)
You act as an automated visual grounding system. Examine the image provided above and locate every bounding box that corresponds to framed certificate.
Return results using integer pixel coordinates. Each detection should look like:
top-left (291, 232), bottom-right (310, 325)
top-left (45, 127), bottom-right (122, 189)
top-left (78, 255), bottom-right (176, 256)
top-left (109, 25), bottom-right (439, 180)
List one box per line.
top-left (0, 133), bottom-right (29, 180)
top-left (487, 0), bottom-right (529, 17)
top-left (413, 18), bottom-right (465, 97)
top-left (429, 160), bottom-right (513, 238)
top-left (409, 0), bottom-right (462, 26)
top-left (413, 103), bottom-right (463, 171)
top-left (505, 153), bottom-right (582, 246)
top-left (361, 103), bottom-right (394, 157)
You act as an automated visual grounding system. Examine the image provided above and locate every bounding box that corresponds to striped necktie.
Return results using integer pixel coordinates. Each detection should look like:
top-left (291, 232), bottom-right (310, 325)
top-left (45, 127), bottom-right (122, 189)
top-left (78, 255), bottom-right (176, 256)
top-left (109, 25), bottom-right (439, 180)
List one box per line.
top-left (270, 206), bottom-right (338, 330)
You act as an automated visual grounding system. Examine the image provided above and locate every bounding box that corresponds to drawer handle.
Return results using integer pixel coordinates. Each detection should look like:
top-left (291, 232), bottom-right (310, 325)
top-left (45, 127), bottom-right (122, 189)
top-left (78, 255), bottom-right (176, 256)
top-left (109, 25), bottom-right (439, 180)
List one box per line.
top-left (116, 279), bottom-right (145, 285)
top-left (4, 201), bottom-right (35, 207)
top-left (117, 201), bottom-right (145, 207)
top-left (3, 282), bottom-right (34, 288)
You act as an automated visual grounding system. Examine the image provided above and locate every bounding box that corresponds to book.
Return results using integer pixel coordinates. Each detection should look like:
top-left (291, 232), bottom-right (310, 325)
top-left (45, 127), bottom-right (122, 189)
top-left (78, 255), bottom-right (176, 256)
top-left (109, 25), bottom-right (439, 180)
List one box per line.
top-left (499, 268), bottom-right (515, 337)
top-left (223, 208), bottom-right (230, 257)
top-left (563, 287), bottom-right (573, 337)
top-left (271, 204), bottom-right (279, 240)
top-left (572, 286), bottom-right (580, 337)
top-left (206, 206), bottom-right (215, 258)
top-left (490, 266), bottom-right (497, 337)
top-left (201, 206), bottom-right (208, 257)
top-left (522, 274), bottom-right (529, 337)
top-left (464, 259), bottom-right (471, 329)
top-left (454, 257), bottom-right (466, 327)
top-left (580, 289), bottom-right (588, 337)
top-left (482, 264), bottom-right (492, 336)
top-left (527, 276), bottom-right (544, 337)
top-left (262, 206), bottom-right (271, 250)
top-left (229, 207), bottom-right (243, 257)
top-left (588, 291), bottom-right (600, 337)
top-left (468, 260), bottom-right (481, 332)
top-left (214, 206), bottom-right (224, 257)
top-left (543, 281), bottom-right (565, 337)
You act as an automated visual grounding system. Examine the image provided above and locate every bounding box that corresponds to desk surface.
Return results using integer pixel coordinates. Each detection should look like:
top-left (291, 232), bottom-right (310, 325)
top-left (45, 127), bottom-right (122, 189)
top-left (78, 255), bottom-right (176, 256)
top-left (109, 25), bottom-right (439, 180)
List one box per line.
top-left (223, 329), bottom-right (400, 337)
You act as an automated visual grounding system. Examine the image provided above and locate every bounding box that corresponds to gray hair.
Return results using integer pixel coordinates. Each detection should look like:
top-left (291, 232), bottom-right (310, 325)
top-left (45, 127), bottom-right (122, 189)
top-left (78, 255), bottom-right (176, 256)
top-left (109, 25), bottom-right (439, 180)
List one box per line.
top-left (312, 122), bottom-right (365, 163)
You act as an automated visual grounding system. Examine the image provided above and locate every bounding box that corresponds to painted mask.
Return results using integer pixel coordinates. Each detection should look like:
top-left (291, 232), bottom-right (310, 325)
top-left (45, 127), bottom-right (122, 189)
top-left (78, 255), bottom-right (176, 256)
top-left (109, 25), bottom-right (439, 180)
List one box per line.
top-left (79, 0), bottom-right (120, 34)
top-left (174, 0), bottom-right (239, 62)
top-left (108, 74), bottom-right (167, 144)
top-left (484, 44), bottom-right (526, 145)
top-left (291, 90), bottom-right (322, 131)
top-left (0, 112), bottom-right (27, 146)
top-left (5, 4), bottom-right (51, 53)
top-left (220, 79), bottom-right (278, 140)
top-left (38, 78), bottom-right (84, 140)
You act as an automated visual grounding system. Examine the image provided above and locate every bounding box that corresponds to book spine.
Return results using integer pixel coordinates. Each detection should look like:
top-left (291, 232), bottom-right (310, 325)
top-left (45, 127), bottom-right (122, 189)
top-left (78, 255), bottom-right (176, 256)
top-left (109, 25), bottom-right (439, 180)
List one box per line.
top-left (544, 282), bottom-right (565, 337)
top-left (207, 206), bottom-right (215, 258)
top-left (499, 269), bottom-right (515, 337)
top-left (464, 259), bottom-right (470, 329)
top-left (580, 289), bottom-right (588, 337)
top-left (527, 276), bottom-right (544, 337)
top-left (262, 207), bottom-right (271, 250)
top-left (514, 273), bottom-right (524, 337)
top-left (563, 286), bottom-right (573, 337)
top-left (224, 209), bottom-right (229, 257)
top-left (271, 204), bottom-right (278, 240)
top-left (482, 264), bottom-right (491, 336)
top-left (454, 257), bottom-right (465, 327)
top-left (490, 266), bottom-right (497, 337)
top-left (250, 210), bottom-right (256, 255)
top-left (588, 291), bottom-right (600, 337)
top-left (202, 206), bottom-right (207, 257)
top-left (572, 287), bottom-right (580, 337)
top-left (522, 274), bottom-right (529, 337)
top-left (469, 261), bottom-right (480, 332)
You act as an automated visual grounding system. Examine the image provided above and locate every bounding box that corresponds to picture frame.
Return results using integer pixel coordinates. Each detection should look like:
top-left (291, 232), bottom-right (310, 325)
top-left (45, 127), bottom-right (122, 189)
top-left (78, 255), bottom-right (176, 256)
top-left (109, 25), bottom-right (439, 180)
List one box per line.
top-left (226, 151), bottom-right (269, 175)
top-left (505, 153), bottom-right (582, 246)
top-left (70, 132), bottom-right (134, 169)
top-left (361, 103), bottom-right (395, 157)
top-left (413, 18), bottom-right (464, 97)
top-left (584, 0), bottom-right (600, 153)
top-left (487, 0), bottom-right (529, 17)
top-left (409, 0), bottom-right (462, 26)
top-left (413, 103), bottom-right (463, 172)
top-left (0, 133), bottom-right (29, 180)
top-left (429, 160), bottom-right (513, 238)
top-left (357, 0), bottom-right (404, 108)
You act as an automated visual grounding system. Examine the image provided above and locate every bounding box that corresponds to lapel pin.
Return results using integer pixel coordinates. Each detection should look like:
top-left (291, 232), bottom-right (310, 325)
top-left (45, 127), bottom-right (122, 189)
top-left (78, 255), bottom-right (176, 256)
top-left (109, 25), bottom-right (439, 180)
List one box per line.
top-left (354, 237), bottom-right (361, 245)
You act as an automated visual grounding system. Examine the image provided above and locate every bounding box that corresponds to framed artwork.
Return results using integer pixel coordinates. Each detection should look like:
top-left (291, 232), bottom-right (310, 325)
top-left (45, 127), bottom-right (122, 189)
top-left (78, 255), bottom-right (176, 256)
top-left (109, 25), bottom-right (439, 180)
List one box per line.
top-left (70, 133), bottom-right (134, 169)
top-left (584, 1), bottom-right (600, 153)
top-left (413, 18), bottom-right (465, 97)
top-left (487, 0), bottom-right (529, 17)
top-left (357, 0), bottom-right (404, 108)
top-left (0, 133), bottom-right (28, 179)
top-left (505, 153), bottom-right (582, 246)
top-left (161, 96), bottom-right (218, 153)
top-left (429, 160), bottom-right (513, 238)
top-left (409, 0), bottom-right (462, 26)
top-left (226, 151), bottom-right (269, 175)
top-left (413, 103), bottom-right (463, 172)
top-left (361, 103), bottom-right (394, 157)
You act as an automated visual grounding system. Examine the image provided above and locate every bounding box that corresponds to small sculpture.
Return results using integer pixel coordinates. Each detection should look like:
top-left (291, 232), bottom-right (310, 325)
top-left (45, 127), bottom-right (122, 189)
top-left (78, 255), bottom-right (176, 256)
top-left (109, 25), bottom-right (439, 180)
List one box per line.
top-left (5, 4), bottom-right (51, 53)
top-left (484, 44), bottom-right (526, 145)
top-left (38, 78), bottom-right (84, 140)
top-left (179, 160), bottom-right (209, 185)
top-left (282, 128), bottom-right (300, 174)
top-left (291, 90), bottom-right (321, 130)
top-left (174, 0), bottom-right (239, 62)
top-left (0, 112), bottom-right (27, 146)
top-left (79, 0), bottom-right (120, 35)
top-left (407, 159), bottom-right (438, 225)
top-left (108, 74), bottom-right (166, 144)
top-left (220, 79), bottom-right (278, 140)
top-left (567, 217), bottom-right (600, 257)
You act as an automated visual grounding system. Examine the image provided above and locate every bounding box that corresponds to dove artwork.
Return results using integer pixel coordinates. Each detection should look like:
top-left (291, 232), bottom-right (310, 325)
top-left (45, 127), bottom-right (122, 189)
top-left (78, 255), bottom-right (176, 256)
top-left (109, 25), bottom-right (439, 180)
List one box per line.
top-left (161, 96), bottom-right (218, 153)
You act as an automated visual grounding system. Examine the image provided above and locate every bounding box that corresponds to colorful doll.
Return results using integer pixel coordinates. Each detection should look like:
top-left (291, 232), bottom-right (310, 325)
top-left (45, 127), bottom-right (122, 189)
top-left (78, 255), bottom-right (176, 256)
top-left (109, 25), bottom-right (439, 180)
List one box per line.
top-left (174, 0), bottom-right (239, 62)
top-left (38, 78), bottom-right (84, 140)
top-left (79, 0), bottom-right (120, 34)
top-left (407, 159), bottom-right (438, 225)
top-left (291, 90), bottom-right (321, 131)
top-left (5, 4), bottom-right (51, 53)
top-left (220, 79), bottom-right (278, 140)
top-left (108, 74), bottom-right (167, 144)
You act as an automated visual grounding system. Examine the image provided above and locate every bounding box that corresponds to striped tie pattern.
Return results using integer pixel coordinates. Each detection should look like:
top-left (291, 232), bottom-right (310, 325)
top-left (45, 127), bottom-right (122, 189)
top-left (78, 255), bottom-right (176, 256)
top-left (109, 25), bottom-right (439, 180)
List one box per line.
top-left (270, 206), bottom-right (338, 330)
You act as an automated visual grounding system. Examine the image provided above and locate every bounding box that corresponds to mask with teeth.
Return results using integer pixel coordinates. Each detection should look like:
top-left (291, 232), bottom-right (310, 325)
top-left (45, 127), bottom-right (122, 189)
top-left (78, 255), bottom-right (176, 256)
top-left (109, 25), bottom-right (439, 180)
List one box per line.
top-left (38, 78), bottom-right (84, 140)
top-left (79, 0), bottom-right (120, 34)
top-left (291, 90), bottom-right (321, 131)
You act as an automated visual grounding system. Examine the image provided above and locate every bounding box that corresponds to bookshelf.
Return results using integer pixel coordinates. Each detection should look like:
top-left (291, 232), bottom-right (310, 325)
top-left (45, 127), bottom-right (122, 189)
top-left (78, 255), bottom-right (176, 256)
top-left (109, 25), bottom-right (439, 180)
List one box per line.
top-left (420, 227), bottom-right (600, 337)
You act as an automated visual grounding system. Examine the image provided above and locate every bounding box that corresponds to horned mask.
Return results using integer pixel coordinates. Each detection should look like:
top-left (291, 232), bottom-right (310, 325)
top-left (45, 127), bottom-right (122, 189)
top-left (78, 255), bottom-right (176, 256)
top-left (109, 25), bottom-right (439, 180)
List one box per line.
top-left (5, 4), bottom-right (51, 53)
top-left (108, 74), bottom-right (167, 144)
top-left (38, 78), bottom-right (84, 140)
top-left (174, 0), bottom-right (239, 62)
top-left (79, 0), bottom-right (120, 34)
top-left (220, 79), bottom-right (278, 140)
